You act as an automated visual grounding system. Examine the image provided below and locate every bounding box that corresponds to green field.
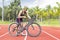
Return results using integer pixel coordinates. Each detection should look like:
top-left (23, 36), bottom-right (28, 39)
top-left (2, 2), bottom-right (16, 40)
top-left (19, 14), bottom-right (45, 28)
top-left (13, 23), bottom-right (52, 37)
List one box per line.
top-left (0, 19), bottom-right (60, 27)
top-left (37, 19), bottom-right (60, 27)
top-left (0, 20), bottom-right (11, 24)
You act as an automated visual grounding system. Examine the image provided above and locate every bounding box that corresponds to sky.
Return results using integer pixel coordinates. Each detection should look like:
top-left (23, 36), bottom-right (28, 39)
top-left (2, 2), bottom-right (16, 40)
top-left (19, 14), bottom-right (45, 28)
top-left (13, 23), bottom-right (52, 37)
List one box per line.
top-left (0, 0), bottom-right (60, 8)
top-left (0, 0), bottom-right (10, 7)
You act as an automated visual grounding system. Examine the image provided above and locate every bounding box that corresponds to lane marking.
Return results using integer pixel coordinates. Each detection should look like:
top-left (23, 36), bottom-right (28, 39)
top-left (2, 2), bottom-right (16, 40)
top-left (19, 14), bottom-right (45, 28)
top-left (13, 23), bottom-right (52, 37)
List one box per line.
top-left (0, 32), bottom-right (9, 38)
top-left (42, 30), bottom-right (60, 40)
top-left (0, 30), bottom-right (28, 40)
top-left (24, 30), bottom-right (27, 40)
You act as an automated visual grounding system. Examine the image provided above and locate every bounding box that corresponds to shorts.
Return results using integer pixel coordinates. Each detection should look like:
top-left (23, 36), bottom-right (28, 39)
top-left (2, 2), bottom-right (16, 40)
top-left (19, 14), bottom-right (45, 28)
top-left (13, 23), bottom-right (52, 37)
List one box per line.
top-left (16, 18), bottom-right (23, 23)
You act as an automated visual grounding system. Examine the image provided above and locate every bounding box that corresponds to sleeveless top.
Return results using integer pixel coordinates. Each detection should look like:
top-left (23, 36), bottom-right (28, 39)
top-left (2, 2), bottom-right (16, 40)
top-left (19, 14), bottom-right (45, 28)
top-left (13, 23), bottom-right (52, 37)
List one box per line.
top-left (20, 10), bottom-right (26, 16)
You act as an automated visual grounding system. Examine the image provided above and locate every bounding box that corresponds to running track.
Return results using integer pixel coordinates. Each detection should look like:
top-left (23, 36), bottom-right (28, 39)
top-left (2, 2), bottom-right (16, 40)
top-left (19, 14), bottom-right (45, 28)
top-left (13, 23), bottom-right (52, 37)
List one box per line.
top-left (0, 25), bottom-right (60, 40)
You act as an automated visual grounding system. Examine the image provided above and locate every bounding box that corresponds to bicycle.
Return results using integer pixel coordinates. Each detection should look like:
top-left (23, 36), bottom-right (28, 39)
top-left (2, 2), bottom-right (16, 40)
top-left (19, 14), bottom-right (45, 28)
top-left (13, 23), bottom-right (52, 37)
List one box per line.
top-left (8, 16), bottom-right (41, 37)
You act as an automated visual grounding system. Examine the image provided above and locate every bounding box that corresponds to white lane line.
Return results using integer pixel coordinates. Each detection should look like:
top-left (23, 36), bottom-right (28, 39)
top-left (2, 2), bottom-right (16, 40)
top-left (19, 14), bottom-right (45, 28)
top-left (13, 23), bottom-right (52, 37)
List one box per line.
top-left (24, 30), bottom-right (27, 40)
top-left (0, 32), bottom-right (9, 38)
top-left (42, 30), bottom-right (60, 40)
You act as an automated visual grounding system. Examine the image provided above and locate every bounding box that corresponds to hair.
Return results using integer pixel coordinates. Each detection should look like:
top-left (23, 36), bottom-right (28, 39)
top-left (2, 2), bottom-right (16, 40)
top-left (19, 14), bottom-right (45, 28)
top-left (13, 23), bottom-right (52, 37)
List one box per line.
top-left (23, 6), bottom-right (28, 11)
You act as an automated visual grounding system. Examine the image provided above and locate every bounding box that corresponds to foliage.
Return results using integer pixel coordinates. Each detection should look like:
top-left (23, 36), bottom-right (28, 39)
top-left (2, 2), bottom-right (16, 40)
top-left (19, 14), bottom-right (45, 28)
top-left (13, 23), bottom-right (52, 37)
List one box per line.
top-left (0, 1), bottom-right (60, 22)
top-left (0, 7), bottom-right (2, 19)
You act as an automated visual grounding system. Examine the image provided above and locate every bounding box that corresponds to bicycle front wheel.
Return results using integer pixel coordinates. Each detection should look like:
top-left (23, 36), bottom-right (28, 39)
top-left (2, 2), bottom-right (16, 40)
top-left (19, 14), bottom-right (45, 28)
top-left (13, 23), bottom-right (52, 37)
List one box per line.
top-left (27, 23), bottom-right (41, 37)
top-left (8, 23), bottom-right (18, 36)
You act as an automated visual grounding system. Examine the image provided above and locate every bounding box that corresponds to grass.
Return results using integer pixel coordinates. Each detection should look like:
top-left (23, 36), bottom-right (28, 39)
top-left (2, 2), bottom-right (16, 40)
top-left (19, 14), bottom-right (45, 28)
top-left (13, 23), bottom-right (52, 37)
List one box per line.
top-left (0, 19), bottom-right (60, 27)
top-left (0, 20), bottom-right (12, 24)
top-left (37, 19), bottom-right (60, 27)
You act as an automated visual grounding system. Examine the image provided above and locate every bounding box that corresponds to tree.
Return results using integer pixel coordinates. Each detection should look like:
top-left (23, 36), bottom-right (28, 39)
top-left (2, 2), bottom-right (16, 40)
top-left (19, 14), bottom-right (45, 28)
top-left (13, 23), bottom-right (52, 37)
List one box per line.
top-left (2, 0), bottom-right (4, 21)
top-left (46, 5), bottom-right (52, 18)
top-left (0, 7), bottom-right (2, 19)
top-left (33, 6), bottom-right (41, 21)
top-left (56, 2), bottom-right (60, 23)
top-left (4, 0), bottom-right (22, 21)
top-left (52, 6), bottom-right (58, 19)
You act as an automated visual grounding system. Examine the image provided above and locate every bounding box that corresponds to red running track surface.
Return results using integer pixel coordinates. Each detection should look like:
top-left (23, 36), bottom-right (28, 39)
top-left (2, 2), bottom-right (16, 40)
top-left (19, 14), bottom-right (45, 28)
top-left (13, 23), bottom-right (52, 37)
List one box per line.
top-left (0, 25), bottom-right (60, 40)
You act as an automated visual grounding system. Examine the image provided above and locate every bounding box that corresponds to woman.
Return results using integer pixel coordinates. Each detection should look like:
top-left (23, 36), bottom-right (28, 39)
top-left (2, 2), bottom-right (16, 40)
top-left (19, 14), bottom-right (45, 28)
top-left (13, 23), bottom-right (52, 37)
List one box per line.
top-left (17, 7), bottom-right (31, 23)
top-left (17, 7), bottom-right (31, 35)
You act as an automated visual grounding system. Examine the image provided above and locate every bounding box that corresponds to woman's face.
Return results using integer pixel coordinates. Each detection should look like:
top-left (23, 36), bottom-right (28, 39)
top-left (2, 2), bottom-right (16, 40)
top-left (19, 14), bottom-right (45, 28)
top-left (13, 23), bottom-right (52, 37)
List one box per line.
top-left (24, 8), bottom-right (27, 11)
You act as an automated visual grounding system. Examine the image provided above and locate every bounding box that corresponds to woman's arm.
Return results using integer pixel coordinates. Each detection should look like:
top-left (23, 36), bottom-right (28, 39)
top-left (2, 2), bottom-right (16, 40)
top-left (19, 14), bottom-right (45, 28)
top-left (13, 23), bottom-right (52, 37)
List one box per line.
top-left (26, 11), bottom-right (31, 19)
top-left (18, 10), bottom-right (22, 18)
top-left (17, 10), bottom-right (26, 18)
top-left (17, 10), bottom-right (22, 18)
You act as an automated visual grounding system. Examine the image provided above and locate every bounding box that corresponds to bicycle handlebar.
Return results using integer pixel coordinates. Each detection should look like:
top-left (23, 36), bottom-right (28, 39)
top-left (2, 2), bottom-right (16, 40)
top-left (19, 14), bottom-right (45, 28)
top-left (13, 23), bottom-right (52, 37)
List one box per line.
top-left (28, 16), bottom-right (36, 22)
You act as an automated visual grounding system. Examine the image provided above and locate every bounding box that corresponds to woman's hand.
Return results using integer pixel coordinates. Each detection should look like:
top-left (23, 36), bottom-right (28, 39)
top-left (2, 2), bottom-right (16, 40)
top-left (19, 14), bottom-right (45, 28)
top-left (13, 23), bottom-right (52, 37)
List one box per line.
top-left (22, 16), bottom-right (26, 18)
top-left (17, 16), bottom-right (26, 18)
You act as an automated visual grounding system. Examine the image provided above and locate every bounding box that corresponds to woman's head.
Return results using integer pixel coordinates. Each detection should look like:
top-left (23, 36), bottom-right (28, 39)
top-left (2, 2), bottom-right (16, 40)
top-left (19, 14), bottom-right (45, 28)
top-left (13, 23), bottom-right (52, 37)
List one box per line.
top-left (23, 6), bottom-right (28, 11)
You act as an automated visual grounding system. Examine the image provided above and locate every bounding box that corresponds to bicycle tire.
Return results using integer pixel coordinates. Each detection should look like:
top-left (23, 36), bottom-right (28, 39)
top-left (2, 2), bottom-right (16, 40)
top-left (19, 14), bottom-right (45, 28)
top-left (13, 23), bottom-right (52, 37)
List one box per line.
top-left (8, 23), bottom-right (18, 36)
top-left (27, 23), bottom-right (41, 37)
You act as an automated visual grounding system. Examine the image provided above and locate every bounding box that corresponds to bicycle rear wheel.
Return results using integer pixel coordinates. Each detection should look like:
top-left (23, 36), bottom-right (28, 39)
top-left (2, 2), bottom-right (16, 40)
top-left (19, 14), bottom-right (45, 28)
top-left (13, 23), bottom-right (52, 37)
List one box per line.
top-left (27, 23), bottom-right (41, 37)
top-left (8, 23), bottom-right (18, 36)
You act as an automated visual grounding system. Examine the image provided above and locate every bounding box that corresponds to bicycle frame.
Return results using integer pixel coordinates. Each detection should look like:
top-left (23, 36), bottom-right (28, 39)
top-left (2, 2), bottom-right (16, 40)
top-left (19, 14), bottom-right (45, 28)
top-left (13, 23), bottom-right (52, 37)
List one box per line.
top-left (17, 17), bottom-right (35, 33)
top-left (8, 16), bottom-right (41, 37)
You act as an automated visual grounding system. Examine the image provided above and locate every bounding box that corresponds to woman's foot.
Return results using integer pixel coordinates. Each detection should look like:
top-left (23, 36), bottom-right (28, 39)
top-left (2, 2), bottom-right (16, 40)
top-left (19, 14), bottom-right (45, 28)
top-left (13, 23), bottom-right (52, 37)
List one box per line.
top-left (21, 30), bottom-right (27, 36)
